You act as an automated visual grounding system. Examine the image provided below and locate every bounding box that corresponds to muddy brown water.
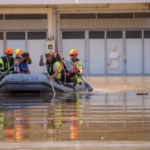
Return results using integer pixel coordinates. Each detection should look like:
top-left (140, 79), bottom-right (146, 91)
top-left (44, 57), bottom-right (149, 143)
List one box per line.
top-left (0, 92), bottom-right (150, 150)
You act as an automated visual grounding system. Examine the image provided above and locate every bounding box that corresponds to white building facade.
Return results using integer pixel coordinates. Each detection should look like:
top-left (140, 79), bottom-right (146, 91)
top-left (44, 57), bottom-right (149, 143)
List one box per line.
top-left (0, 0), bottom-right (150, 76)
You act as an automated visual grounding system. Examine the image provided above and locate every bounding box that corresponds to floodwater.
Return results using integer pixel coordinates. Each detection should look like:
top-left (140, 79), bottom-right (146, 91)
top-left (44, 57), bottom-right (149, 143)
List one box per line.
top-left (0, 92), bottom-right (150, 150)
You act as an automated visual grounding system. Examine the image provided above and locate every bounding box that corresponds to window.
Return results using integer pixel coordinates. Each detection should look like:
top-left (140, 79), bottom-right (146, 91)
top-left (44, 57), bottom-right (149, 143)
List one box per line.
top-left (28, 32), bottom-right (46, 39)
top-left (7, 32), bottom-right (25, 40)
top-left (107, 31), bottom-right (122, 39)
top-left (5, 14), bottom-right (47, 20)
top-left (98, 13), bottom-right (133, 18)
top-left (126, 31), bottom-right (141, 39)
top-left (0, 14), bottom-right (3, 20)
top-left (0, 32), bottom-right (3, 40)
top-left (63, 31), bottom-right (85, 39)
top-left (89, 31), bottom-right (104, 39)
top-left (144, 31), bottom-right (150, 38)
top-left (60, 14), bottom-right (95, 19)
top-left (135, 13), bottom-right (150, 18)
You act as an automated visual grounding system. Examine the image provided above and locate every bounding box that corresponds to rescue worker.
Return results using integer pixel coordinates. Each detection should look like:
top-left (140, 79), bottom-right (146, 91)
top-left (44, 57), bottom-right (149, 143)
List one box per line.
top-left (39, 51), bottom-right (56, 74)
top-left (68, 49), bottom-right (84, 84)
top-left (47, 51), bottom-right (62, 81)
top-left (40, 51), bottom-right (65, 83)
top-left (19, 52), bottom-right (30, 74)
top-left (57, 54), bottom-right (66, 84)
top-left (0, 48), bottom-right (14, 76)
top-left (15, 49), bottom-right (32, 64)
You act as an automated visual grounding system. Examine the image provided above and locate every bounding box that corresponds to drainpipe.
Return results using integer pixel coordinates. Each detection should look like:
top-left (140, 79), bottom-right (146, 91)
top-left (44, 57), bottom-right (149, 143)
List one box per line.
top-left (56, 11), bottom-right (60, 53)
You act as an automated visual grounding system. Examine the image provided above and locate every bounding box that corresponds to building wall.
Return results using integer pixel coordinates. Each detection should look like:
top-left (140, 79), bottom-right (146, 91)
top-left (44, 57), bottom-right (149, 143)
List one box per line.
top-left (0, 3), bottom-right (150, 75)
top-left (60, 18), bottom-right (150, 29)
top-left (0, 20), bottom-right (47, 30)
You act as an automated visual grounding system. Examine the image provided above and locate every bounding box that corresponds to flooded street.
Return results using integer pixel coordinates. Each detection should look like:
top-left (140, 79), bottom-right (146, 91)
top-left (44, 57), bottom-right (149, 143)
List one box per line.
top-left (0, 92), bottom-right (150, 150)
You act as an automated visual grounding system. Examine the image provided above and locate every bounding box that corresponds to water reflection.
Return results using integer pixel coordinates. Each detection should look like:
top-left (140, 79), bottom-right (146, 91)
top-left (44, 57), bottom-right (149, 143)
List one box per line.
top-left (0, 93), bottom-right (150, 149)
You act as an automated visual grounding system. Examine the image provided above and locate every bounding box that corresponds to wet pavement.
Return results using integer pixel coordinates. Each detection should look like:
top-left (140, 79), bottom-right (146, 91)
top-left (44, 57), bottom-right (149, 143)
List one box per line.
top-left (84, 77), bottom-right (150, 93)
top-left (0, 92), bottom-right (150, 150)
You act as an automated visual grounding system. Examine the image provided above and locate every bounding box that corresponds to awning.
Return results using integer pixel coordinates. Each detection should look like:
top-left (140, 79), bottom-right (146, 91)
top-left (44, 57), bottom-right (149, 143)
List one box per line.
top-left (0, 0), bottom-right (149, 5)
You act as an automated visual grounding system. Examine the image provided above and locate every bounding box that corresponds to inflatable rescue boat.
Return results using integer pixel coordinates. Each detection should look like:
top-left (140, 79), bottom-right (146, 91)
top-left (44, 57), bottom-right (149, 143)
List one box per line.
top-left (0, 74), bottom-right (85, 93)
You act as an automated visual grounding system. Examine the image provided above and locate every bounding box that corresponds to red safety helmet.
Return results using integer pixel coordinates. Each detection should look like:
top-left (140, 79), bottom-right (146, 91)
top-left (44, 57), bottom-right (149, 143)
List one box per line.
top-left (46, 51), bottom-right (54, 58)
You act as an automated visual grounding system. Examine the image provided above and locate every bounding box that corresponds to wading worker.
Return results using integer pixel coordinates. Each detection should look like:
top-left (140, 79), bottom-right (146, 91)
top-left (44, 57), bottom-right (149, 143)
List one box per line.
top-left (19, 52), bottom-right (30, 74)
top-left (0, 48), bottom-right (14, 76)
top-left (69, 49), bottom-right (84, 84)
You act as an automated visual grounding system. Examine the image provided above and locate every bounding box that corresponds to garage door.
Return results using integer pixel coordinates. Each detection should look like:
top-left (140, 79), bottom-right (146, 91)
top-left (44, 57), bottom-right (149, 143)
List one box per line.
top-left (126, 31), bottom-right (142, 75)
top-left (0, 32), bottom-right (3, 56)
top-left (107, 31), bottom-right (123, 75)
top-left (6, 32), bottom-right (26, 57)
top-left (28, 32), bottom-right (46, 74)
top-left (89, 31), bottom-right (105, 75)
top-left (144, 31), bottom-right (150, 75)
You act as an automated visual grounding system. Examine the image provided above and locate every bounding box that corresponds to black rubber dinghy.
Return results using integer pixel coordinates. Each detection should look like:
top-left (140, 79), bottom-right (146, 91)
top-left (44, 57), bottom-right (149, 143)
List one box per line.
top-left (0, 74), bottom-right (85, 93)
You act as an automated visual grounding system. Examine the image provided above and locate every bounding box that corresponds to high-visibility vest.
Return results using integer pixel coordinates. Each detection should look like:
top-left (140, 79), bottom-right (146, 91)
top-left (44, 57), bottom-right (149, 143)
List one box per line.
top-left (70, 59), bottom-right (83, 83)
top-left (53, 61), bottom-right (61, 80)
top-left (0, 56), bottom-right (14, 75)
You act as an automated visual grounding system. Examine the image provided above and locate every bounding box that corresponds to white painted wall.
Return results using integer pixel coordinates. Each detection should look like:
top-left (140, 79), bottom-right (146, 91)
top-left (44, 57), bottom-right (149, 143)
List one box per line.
top-left (28, 40), bottom-right (46, 74)
top-left (6, 40), bottom-right (26, 57)
top-left (62, 39), bottom-right (85, 71)
top-left (0, 40), bottom-right (4, 56)
top-left (107, 39), bottom-right (123, 75)
top-left (144, 38), bottom-right (150, 74)
top-left (89, 39), bottom-right (105, 75)
top-left (126, 39), bottom-right (142, 75)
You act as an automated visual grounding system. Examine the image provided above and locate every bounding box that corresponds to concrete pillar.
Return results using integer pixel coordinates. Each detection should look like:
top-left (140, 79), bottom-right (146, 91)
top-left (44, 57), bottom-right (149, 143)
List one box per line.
top-left (47, 8), bottom-right (53, 38)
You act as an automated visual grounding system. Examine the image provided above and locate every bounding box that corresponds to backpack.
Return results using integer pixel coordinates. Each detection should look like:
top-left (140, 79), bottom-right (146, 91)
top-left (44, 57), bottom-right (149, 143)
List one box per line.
top-left (62, 59), bottom-right (73, 74)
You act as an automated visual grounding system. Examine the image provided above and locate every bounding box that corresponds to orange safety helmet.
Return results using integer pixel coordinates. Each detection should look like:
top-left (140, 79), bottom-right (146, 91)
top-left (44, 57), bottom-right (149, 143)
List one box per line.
top-left (69, 49), bottom-right (78, 56)
top-left (5, 48), bottom-right (14, 54)
top-left (15, 49), bottom-right (23, 56)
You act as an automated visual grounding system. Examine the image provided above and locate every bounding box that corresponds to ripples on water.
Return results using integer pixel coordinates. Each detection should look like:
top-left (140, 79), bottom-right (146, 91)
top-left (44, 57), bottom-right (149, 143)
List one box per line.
top-left (0, 92), bottom-right (150, 150)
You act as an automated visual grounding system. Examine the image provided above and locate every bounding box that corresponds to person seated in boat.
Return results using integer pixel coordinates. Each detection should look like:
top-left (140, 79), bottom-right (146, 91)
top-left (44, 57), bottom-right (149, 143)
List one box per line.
top-left (67, 49), bottom-right (84, 85)
top-left (43, 51), bottom-right (64, 82)
top-left (39, 51), bottom-right (61, 67)
top-left (57, 54), bottom-right (66, 84)
top-left (0, 48), bottom-right (14, 76)
top-left (39, 51), bottom-right (56, 73)
top-left (15, 49), bottom-right (32, 65)
top-left (14, 56), bottom-right (21, 73)
top-left (19, 52), bottom-right (30, 74)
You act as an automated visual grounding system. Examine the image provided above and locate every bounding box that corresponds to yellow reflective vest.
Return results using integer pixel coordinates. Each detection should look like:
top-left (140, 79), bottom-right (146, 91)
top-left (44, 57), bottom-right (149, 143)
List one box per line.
top-left (0, 57), bottom-right (14, 75)
top-left (53, 61), bottom-right (61, 80)
top-left (71, 60), bottom-right (83, 83)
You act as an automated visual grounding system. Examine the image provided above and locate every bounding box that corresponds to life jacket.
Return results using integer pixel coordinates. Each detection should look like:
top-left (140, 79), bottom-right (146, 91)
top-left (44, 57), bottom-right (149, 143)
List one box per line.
top-left (53, 61), bottom-right (62, 79)
top-left (0, 56), bottom-right (14, 74)
top-left (70, 59), bottom-right (80, 75)
top-left (47, 59), bottom-right (55, 75)
top-left (70, 59), bottom-right (82, 84)
top-left (73, 64), bottom-right (79, 75)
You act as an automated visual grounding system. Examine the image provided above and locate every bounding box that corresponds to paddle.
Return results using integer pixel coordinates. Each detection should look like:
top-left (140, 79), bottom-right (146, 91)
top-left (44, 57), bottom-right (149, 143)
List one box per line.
top-left (79, 75), bottom-right (93, 92)
top-left (44, 55), bottom-right (56, 95)
top-left (0, 65), bottom-right (14, 79)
